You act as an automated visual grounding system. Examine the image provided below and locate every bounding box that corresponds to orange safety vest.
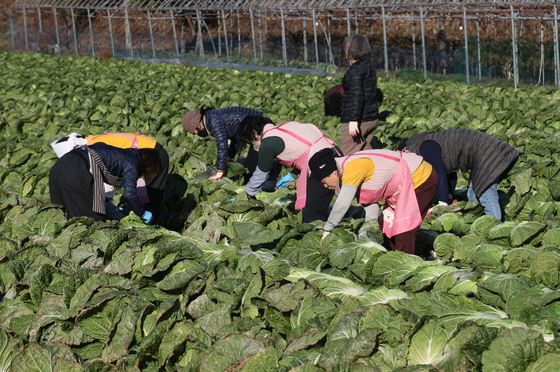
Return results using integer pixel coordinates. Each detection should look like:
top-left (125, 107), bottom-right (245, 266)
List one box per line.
top-left (86, 132), bottom-right (157, 149)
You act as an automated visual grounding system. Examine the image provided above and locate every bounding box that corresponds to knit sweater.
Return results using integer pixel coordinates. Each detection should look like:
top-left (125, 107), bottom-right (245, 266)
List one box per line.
top-left (405, 128), bottom-right (520, 197)
top-left (205, 106), bottom-right (263, 170)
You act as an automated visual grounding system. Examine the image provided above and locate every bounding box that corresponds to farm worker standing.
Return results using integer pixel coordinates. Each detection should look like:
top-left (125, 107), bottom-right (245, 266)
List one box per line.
top-left (339, 34), bottom-right (382, 155)
top-left (181, 106), bottom-right (279, 185)
top-left (49, 143), bottom-right (161, 224)
top-left (405, 128), bottom-right (520, 220)
top-left (237, 116), bottom-right (341, 223)
top-left (86, 132), bottom-right (169, 221)
top-left (308, 148), bottom-right (438, 255)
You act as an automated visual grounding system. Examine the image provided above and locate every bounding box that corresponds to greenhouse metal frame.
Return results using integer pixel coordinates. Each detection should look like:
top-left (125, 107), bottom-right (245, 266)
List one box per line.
top-left (8, 0), bottom-right (560, 86)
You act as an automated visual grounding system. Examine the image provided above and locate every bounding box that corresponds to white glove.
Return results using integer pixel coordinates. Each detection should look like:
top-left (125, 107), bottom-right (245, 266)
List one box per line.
top-left (348, 121), bottom-right (360, 138)
top-left (321, 230), bottom-right (330, 241)
top-left (427, 201), bottom-right (449, 216)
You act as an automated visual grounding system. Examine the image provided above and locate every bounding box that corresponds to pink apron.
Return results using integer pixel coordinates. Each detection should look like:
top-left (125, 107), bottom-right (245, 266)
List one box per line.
top-left (339, 151), bottom-right (422, 238)
top-left (262, 122), bottom-right (336, 210)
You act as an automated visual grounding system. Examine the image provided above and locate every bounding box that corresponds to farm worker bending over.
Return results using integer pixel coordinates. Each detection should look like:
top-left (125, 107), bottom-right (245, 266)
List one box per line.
top-left (237, 116), bottom-right (341, 223)
top-left (405, 128), bottom-right (520, 220)
top-left (49, 143), bottom-right (161, 224)
top-left (339, 34), bottom-right (382, 155)
top-left (86, 132), bottom-right (169, 222)
top-left (182, 106), bottom-right (279, 186)
top-left (308, 148), bottom-right (438, 255)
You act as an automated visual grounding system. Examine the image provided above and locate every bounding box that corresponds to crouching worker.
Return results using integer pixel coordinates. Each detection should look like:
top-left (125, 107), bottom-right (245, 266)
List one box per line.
top-left (309, 148), bottom-right (438, 255)
top-left (237, 116), bottom-right (340, 223)
top-left (182, 106), bottom-right (277, 182)
top-left (405, 128), bottom-right (520, 221)
top-left (86, 132), bottom-right (169, 222)
top-left (49, 142), bottom-right (161, 224)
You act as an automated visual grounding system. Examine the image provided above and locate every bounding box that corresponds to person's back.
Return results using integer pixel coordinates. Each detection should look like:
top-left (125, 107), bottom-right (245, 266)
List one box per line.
top-left (338, 34), bottom-right (381, 155)
top-left (406, 128), bottom-right (518, 177)
top-left (341, 51), bottom-right (379, 124)
top-left (87, 132), bottom-right (157, 149)
top-left (405, 128), bottom-right (519, 220)
top-left (88, 142), bottom-right (139, 178)
top-left (205, 106), bottom-right (263, 138)
top-left (182, 106), bottom-right (265, 180)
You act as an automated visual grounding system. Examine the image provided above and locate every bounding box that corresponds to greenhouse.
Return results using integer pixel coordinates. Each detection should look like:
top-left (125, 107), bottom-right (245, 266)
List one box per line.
top-left (1, 0), bottom-right (560, 370)
top-left (6, 0), bottom-right (560, 85)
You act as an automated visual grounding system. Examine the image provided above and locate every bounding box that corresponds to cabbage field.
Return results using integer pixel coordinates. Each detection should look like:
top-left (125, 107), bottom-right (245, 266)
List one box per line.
top-left (1, 51), bottom-right (560, 371)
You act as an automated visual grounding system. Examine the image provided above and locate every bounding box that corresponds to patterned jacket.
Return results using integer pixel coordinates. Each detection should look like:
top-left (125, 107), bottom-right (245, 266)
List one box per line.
top-left (89, 143), bottom-right (145, 216)
top-left (205, 106), bottom-right (263, 170)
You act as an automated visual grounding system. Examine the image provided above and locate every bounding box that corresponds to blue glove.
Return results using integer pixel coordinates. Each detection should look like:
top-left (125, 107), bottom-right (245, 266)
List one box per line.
top-left (142, 211), bottom-right (154, 224)
top-left (276, 173), bottom-right (296, 189)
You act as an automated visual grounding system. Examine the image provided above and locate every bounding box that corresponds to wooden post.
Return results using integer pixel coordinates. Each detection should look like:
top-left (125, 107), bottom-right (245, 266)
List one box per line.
top-left (382, 6), bottom-right (389, 75)
top-left (71, 7), bottom-right (78, 55)
top-left (147, 11), bottom-right (155, 58)
top-left (53, 8), bottom-right (60, 54)
top-left (107, 9), bottom-right (115, 57)
top-left (463, 6), bottom-right (470, 84)
top-left (87, 8), bottom-right (95, 57)
top-left (170, 10), bottom-right (179, 57)
top-left (420, 7), bottom-right (427, 79)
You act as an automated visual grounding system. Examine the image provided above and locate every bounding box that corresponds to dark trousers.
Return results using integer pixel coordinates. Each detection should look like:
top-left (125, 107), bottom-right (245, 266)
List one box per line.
top-left (302, 175), bottom-right (335, 223)
top-left (147, 143), bottom-right (169, 191)
top-left (244, 147), bottom-right (282, 191)
top-left (49, 149), bottom-right (105, 221)
top-left (145, 143), bottom-right (169, 219)
top-left (382, 169), bottom-right (438, 254)
top-left (418, 140), bottom-right (457, 203)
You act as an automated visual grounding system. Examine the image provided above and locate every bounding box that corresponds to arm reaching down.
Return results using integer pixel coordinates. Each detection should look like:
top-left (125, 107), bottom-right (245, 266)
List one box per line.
top-left (324, 184), bottom-right (358, 232)
top-left (245, 167), bottom-right (270, 197)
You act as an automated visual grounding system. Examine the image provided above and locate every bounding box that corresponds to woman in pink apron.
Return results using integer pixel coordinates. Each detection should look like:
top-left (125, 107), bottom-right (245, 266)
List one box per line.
top-left (237, 116), bottom-right (340, 223)
top-left (308, 148), bottom-right (438, 255)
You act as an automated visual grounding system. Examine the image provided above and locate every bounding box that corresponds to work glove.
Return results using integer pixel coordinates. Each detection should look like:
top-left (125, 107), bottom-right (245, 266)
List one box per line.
top-left (105, 202), bottom-right (126, 221)
top-left (320, 230), bottom-right (331, 246)
top-left (427, 201), bottom-right (449, 216)
top-left (208, 169), bottom-right (225, 181)
top-left (142, 211), bottom-right (154, 224)
top-left (348, 121), bottom-right (360, 138)
top-left (276, 173), bottom-right (296, 189)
